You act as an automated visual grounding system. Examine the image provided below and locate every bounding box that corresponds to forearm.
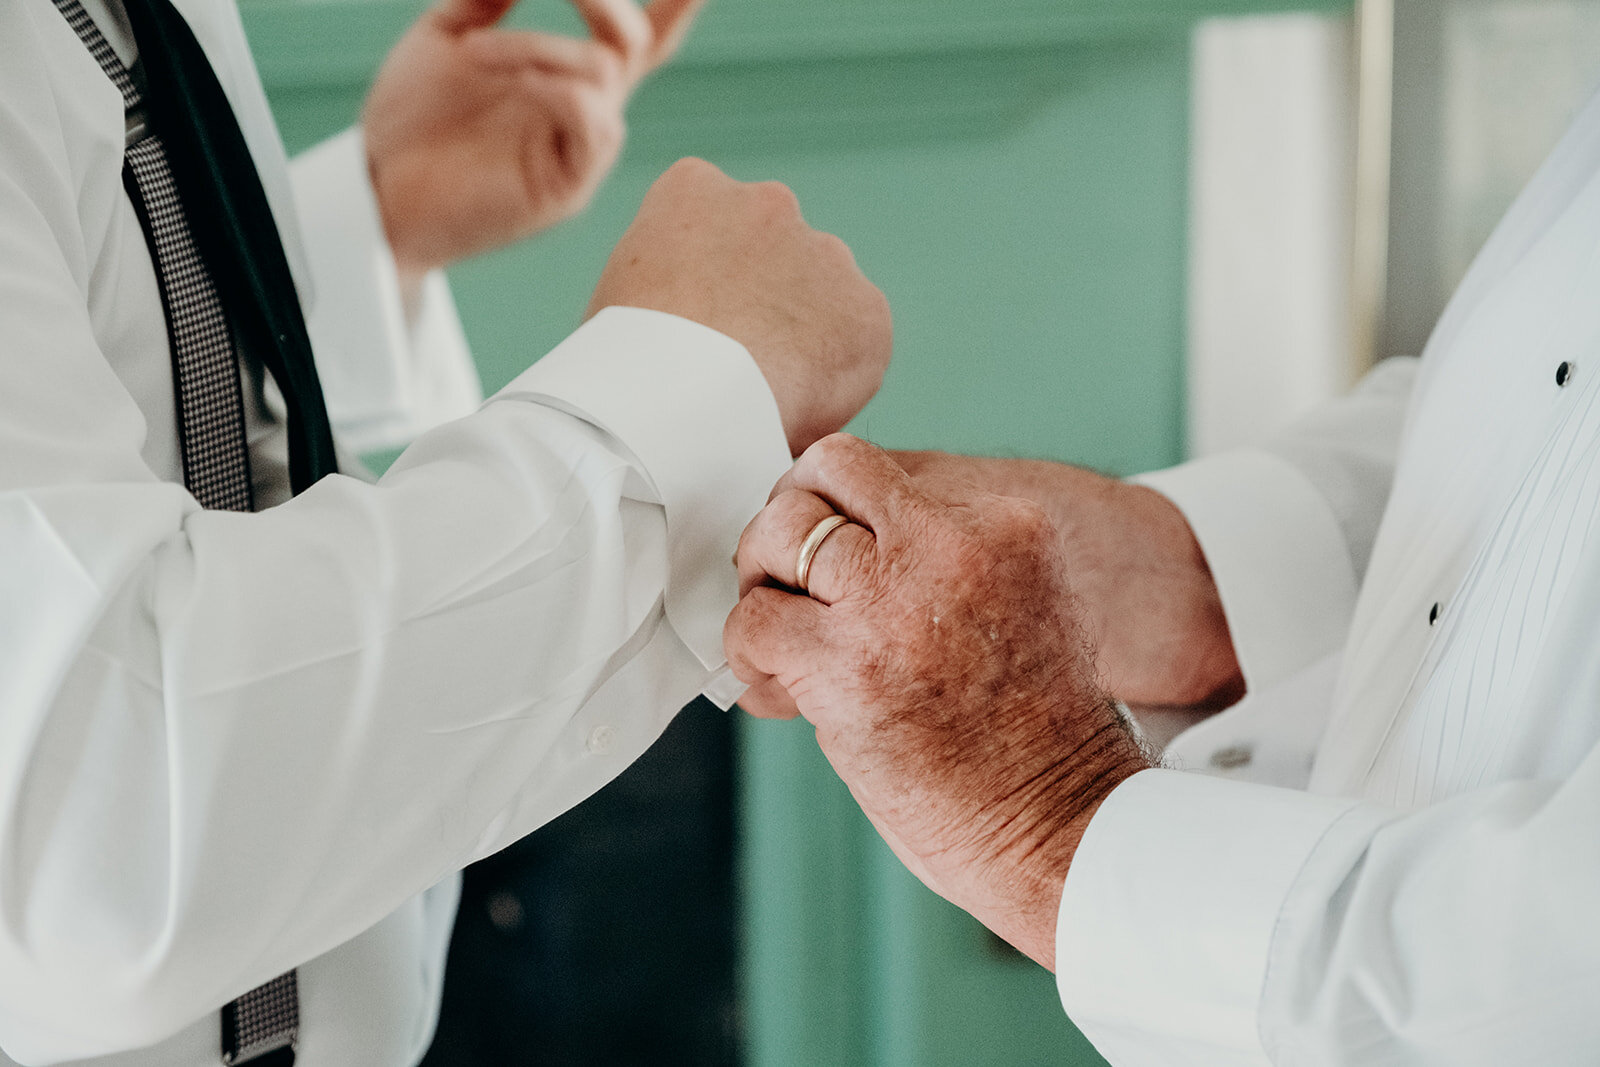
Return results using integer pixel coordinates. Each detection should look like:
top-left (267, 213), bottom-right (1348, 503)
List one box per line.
top-left (893, 451), bottom-right (1242, 709)
top-left (0, 311), bottom-right (787, 1059)
top-left (967, 709), bottom-right (1152, 971)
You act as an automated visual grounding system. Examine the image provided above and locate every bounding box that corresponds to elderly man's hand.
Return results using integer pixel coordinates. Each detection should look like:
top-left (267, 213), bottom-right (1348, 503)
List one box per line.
top-left (891, 451), bottom-right (1244, 712)
top-left (725, 435), bottom-right (1151, 968)
top-left (364, 0), bottom-right (704, 286)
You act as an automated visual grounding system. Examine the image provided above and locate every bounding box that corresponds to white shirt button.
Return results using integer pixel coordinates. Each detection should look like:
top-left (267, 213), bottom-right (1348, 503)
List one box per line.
top-left (586, 724), bottom-right (617, 755)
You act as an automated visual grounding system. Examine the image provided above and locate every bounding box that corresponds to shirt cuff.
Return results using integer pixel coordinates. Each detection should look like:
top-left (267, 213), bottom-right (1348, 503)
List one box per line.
top-left (290, 128), bottom-right (483, 454)
top-left (1055, 768), bottom-right (1364, 1064)
top-left (1132, 451), bottom-right (1358, 696)
top-left (498, 307), bottom-right (791, 672)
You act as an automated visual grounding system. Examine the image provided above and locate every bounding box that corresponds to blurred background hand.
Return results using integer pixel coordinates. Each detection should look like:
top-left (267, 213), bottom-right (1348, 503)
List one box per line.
top-left (364, 0), bottom-right (706, 287)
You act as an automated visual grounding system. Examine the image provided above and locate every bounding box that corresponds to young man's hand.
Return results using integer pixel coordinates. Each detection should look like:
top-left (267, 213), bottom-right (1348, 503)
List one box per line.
top-left (364, 0), bottom-right (705, 285)
top-left (587, 160), bottom-right (892, 457)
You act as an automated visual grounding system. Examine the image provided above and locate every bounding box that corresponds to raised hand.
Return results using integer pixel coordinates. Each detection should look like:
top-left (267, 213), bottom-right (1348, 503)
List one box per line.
top-left (725, 434), bottom-right (1151, 968)
top-left (364, 0), bottom-right (706, 283)
top-left (587, 159), bottom-right (892, 456)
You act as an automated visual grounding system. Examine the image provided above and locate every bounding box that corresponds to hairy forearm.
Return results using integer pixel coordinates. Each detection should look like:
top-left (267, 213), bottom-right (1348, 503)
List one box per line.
top-left (892, 451), bottom-right (1244, 709)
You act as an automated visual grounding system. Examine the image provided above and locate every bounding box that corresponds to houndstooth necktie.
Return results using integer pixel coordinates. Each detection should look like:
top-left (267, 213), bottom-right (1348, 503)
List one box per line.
top-left (51, 0), bottom-right (335, 1062)
top-left (56, 0), bottom-right (256, 510)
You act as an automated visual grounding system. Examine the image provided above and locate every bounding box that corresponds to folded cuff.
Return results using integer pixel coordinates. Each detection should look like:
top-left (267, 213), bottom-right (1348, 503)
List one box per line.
top-left (499, 307), bottom-right (791, 671)
top-left (1056, 768), bottom-right (1363, 1064)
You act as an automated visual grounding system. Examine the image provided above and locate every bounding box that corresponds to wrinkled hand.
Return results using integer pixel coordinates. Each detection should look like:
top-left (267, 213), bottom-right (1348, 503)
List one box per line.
top-left (891, 451), bottom-right (1244, 711)
top-left (365, 0), bottom-right (705, 282)
top-left (725, 435), bottom-right (1150, 969)
top-left (587, 160), bottom-right (891, 456)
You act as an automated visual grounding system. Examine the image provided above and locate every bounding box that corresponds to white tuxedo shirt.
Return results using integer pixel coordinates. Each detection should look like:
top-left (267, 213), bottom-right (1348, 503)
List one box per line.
top-left (1058, 84), bottom-right (1600, 1065)
top-left (0, 0), bottom-right (789, 1063)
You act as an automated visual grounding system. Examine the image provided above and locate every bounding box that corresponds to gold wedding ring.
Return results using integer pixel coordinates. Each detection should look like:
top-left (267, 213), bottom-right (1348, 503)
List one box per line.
top-left (794, 514), bottom-right (850, 596)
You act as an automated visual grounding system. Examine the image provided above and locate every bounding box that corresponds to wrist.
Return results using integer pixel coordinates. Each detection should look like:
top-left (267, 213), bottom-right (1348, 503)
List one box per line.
top-left (984, 696), bottom-right (1151, 970)
top-left (1095, 482), bottom-right (1245, 708)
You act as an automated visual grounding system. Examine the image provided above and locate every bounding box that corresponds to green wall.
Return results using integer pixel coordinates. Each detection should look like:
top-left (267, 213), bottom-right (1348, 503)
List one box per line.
top-left (253, 1), bottom-right (1346, 1062)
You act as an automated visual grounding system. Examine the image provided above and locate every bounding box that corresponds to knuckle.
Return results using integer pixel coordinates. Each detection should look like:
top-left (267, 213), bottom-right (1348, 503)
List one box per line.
top-left (725, 588), bottom-right (772, 649)
top-left (752, 180), bottom-right (801, 215)
top-left (743, 497), bottom-right (798, 569)
top-left (722, 599), bottom-right (748, 645)
top-left (815, 230), bottom-right (856, 265)
top-left (771, 488), bottom-right (817, 535)
top-left (735, 514), bottom-right (762, 563)
top-left (803, 432), bottom-right (862, 472)
top-left (722, 616), bottom-right (761, 681)
top-left (993, 497), bottom-right (1056, 555)
top-left (664, 156), bottom-right (715, 186)
top-left (869, 285), bottom-right (893, 335)
top-left (743, 585), bottom-right (791, 634)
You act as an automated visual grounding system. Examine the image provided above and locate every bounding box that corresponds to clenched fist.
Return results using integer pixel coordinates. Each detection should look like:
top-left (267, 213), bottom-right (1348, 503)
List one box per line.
top-left (725, 434), bottom-right (1151, 968)
top-left (587, 159), bottom-right (892, 456)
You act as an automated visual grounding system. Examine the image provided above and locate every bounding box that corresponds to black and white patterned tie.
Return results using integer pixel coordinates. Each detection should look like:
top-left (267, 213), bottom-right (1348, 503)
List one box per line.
top-left (52, 0), bottom-right (318, 1062)
top-left (55, 0), bottom-right (256, 510)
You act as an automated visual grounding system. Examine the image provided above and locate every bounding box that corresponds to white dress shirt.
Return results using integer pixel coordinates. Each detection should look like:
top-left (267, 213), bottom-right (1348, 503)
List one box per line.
top-left (1057, 85), bottom-right (1600, 1064)
top-left (0, 1), bottom-right (790, 1064)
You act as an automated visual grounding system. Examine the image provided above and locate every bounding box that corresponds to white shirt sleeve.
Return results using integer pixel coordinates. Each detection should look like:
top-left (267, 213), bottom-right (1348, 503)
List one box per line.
top-left (1059, 364), bottom-right (1600, 1063)
top-left (1133, 357), bottom-right (1416, 696)
top-left (1058, 737), bottom-right (1600, 1065)
top-left (0, 63), bottom-right (791, 1059)
top-left (289, 128), bottom-right (484, 454)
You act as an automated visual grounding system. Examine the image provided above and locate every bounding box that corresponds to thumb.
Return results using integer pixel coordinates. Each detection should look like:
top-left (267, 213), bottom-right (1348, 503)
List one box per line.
top-left (432, 0), bottom-right (519, 33)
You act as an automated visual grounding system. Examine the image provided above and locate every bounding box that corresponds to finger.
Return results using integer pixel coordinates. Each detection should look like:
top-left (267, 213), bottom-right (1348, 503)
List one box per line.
top-left (724, 586), bottom-right (829, 686)
top-left (571, 0), bottom-right (653, 73)
top-left (736, 489), bottom-right (838, 598)
top-left (432, 0), bottom-right (519, 34)
top-left (774, 434), bottom-right (926, 535)
top-left (734, 676), bottom-right (802, 721)
top-left (736, 489), bottom-right (877, 604)
top-left (641, 0), bottom-right (707, 68)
